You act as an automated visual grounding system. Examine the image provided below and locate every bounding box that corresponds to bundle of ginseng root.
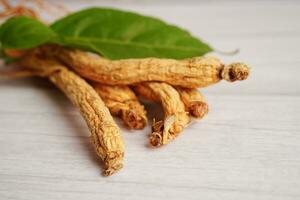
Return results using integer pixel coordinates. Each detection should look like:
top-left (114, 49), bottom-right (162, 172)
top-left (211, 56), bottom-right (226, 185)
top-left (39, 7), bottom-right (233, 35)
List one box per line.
top-left (0, 0), bottom-right (251, 177)
top-left (1, 45), bottom-right (249, 175)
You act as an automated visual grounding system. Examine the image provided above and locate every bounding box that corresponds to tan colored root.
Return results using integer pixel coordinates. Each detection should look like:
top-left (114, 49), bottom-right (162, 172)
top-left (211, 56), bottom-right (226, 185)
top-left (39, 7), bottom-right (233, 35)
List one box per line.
top-left (0, 0), bottom-right (68, 21)
top-left (93, 84), bottom-right (147, 129)
top-left (0, 69), bottom-right (40, 78)
top-left (40, 46), bottom-right (250, 89)
top-left (175, 87), bottom-right (208, 119)
top-left (134, 84), bottom-right (208, 119)
top-left (0, 0), bottom-right (38, 19)
top-left (134, 82), bottom-right (190, 146)
top-left (20, 52), bottom-right (125, 176)
top-left (133, 84), bottom-right (158, 102)
top-left (221, 63), bottom-right (250, 82)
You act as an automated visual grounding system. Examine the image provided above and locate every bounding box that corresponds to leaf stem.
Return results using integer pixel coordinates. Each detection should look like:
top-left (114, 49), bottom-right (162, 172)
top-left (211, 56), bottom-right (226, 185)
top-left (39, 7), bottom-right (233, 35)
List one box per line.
top-left (214, 48), bottom-right (240, 56)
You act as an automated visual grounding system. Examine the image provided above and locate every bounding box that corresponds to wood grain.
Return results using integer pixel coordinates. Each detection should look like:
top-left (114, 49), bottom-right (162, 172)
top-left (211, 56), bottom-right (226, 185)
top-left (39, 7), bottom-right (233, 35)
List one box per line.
top-left (0, 1), bottom-right (300, 199)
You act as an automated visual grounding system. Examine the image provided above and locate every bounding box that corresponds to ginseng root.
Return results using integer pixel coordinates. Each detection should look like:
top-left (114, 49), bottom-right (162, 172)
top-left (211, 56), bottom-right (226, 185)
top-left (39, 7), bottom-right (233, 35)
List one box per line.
top-left (20, 51), bottom-right (125, 176)
top-left (41, 46), bottom-right (250, 89)
top-left (175, 87), bottom-right (208, 119)
top-left (93, 84), bottom-right (147, 129)
top-left (134, 82), bottom-right (190, 146)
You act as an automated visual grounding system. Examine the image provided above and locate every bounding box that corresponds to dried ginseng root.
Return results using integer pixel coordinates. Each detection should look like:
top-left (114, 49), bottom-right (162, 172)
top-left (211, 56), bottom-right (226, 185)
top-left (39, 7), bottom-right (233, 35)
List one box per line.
top-left (0, 0), bottom-right (38, 19)
top-left (0, 0), bottom-right (68, 21)
top-left (134, 82), bottom-right (190, 146)
top-left (20, 52), bottom-right (125, 176)
top-left (175, 87), bottom-right (209, 119)
top-left (42, 46), bottom-right (250, 89)
top-left (93, 83), bottom-right (147, 129)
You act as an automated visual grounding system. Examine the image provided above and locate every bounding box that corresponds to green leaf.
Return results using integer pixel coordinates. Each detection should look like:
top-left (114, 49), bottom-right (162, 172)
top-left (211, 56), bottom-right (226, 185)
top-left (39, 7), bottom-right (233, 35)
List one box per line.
top-left (0, 16), bottom-right (57, 49)
top-left (51, 7), bottom-right (213, 59)
top-left (0, 8), bottom-right (213, 60)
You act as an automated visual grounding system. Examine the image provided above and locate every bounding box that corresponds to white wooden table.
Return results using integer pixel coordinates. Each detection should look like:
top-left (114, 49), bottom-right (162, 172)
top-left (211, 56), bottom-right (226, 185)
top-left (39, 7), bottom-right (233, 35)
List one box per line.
top-left (1, 1), bottom-right (300, 199)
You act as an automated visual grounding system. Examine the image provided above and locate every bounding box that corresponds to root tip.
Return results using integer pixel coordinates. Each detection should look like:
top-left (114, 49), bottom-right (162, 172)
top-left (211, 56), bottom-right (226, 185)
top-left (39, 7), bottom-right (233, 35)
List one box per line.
top-left (123, 109), bottom-right (147, 130)
top-left (149, 132), bottom-right (163, 147)
top-left (190, 102), bottom-right (209, 119)
top-left (149, 116), bottom-right (176, 147)
top-left (221, 63), bottom-right (250, 82)
top-left (103, 163), bottom-right (123, 176)
top-left (103, 151), bottom-right (124, 176)
top-left (149, 120), bottom-right (164, 147)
